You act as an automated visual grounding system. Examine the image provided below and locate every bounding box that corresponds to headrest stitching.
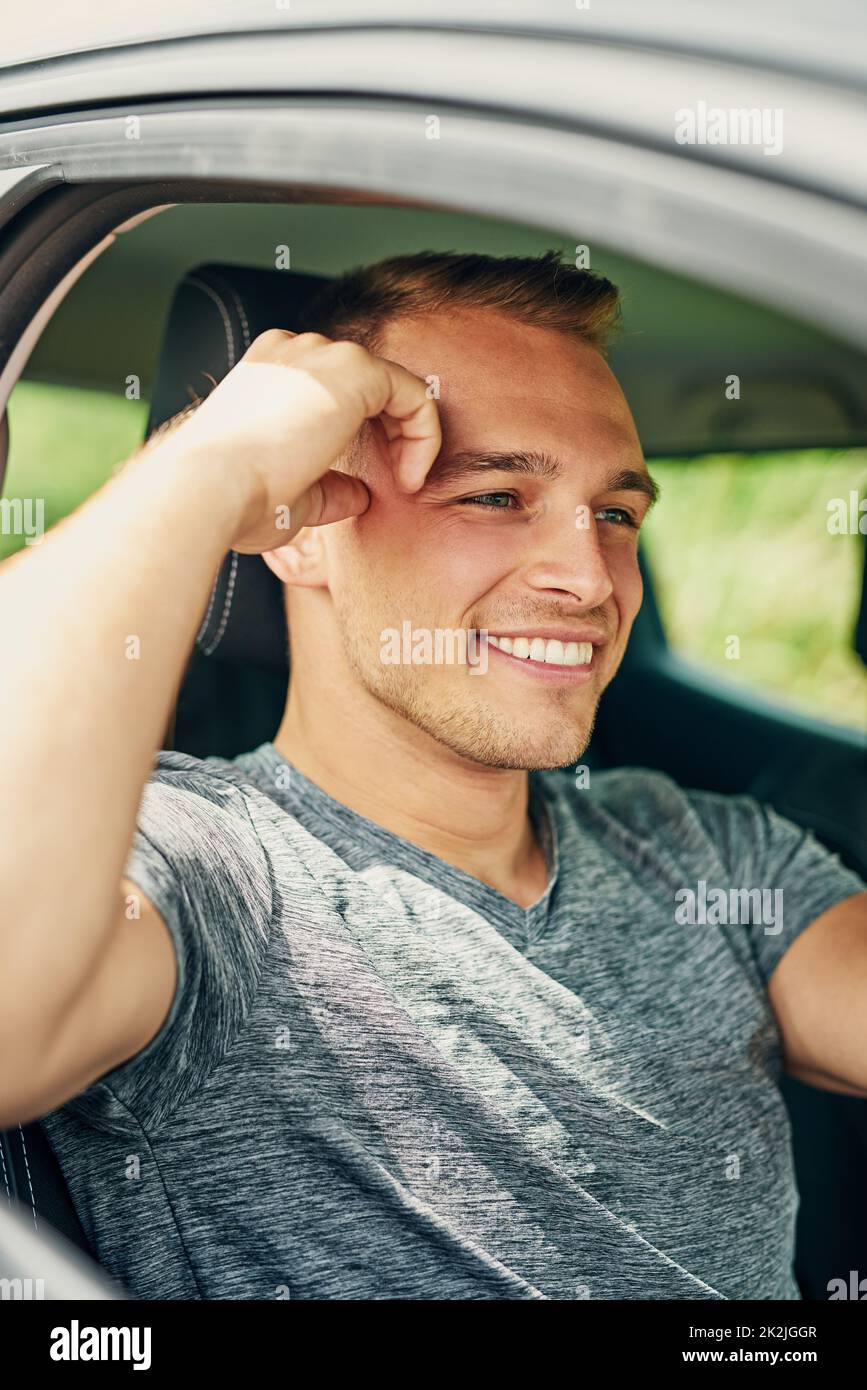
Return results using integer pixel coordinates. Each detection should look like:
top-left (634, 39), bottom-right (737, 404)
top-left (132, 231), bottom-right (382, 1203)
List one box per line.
top-left (195, 561), bottom-right (224, 647)
top-left (207, 272), bottom-right (252, 352)
top-left (200, 549), bottom-right (240, 657)
top-left (186, 275), bottom-right (238, 370)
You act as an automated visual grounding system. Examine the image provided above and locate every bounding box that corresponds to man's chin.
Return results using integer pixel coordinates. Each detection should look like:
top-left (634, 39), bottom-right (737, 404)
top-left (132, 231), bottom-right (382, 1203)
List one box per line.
top-left (436, 714), bottom-right (596, 772)
top-left (361, 663), bottom-right (598, 770)
top-left (470, 747), bottom-right (593, 772)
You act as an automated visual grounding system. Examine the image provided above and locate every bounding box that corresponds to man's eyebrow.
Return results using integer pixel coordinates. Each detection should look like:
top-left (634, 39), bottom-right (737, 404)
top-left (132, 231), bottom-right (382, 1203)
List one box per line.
top-left (426, 450), bottom-right (660, 508)
top-left (605, 467), bottom-right (661, 509)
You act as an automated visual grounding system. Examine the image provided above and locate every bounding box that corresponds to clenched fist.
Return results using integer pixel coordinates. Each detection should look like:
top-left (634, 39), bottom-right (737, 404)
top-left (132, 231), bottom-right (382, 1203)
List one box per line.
top-left (150, 329), bottom-right (442, 554)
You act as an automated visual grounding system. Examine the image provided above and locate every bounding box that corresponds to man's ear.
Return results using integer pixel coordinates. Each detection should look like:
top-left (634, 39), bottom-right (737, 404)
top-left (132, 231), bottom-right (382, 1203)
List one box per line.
top-left (261, 529), bottom-right (328, 588)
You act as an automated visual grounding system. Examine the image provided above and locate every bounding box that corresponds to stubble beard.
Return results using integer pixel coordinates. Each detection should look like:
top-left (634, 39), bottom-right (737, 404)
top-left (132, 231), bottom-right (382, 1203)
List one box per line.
top-left (339, 615), bottom-right (601, 771)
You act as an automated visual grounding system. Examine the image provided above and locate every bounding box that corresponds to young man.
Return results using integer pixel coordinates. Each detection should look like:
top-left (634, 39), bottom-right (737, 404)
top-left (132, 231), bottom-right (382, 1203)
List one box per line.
top-left (1, 252), bottom-right (865, 1301)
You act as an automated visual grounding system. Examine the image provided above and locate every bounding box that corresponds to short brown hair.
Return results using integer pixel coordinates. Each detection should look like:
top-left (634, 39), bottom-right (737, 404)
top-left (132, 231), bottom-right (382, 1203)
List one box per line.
top-left (295, 249), bottom-right (621, 355)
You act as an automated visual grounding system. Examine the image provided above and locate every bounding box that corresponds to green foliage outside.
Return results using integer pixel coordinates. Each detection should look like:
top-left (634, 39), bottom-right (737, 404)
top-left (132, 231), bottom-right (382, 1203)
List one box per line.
top-left (642, 453), bottom-right (866, 732)
top-left (2, 381), bottom-right (148, 556)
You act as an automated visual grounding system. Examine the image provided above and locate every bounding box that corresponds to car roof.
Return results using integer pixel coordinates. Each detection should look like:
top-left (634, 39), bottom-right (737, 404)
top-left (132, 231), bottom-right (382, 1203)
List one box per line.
top-left (1, 0), bottom-right (865, 86)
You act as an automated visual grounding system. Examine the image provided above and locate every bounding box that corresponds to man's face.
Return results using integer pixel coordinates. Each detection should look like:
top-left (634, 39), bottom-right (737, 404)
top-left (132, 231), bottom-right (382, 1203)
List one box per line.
top-left (307, 307), bottom-right (655, 770)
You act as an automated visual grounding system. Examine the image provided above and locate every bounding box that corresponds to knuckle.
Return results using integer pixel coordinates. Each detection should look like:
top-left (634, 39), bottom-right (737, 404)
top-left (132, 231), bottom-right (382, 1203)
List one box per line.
top-left (252, 327), bottom-right (293, 351)
top-left (328, 339), bottom-right (369, 364)
top-left (292, 331), bottom-right (332, 348)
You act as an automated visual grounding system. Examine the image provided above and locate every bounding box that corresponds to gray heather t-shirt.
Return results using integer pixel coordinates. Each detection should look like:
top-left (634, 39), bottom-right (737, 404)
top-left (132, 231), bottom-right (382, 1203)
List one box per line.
top-left (41, 743), bottom-right (865, 1301)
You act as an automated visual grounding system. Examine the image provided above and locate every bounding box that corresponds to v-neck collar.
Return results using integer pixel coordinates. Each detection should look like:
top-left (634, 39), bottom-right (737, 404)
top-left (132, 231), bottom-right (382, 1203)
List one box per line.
top-left (232, 741), bottom-right (561, 954)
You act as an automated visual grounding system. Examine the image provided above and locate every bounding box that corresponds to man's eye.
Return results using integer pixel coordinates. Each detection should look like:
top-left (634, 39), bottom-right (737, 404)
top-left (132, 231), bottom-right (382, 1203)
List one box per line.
top-left (459, 492), bottom-right (520, 510)
top-left (595, 506), bottom-right (639, 529)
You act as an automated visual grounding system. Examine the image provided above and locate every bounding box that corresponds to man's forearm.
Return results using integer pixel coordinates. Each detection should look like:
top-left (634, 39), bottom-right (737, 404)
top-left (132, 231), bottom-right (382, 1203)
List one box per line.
top-left (0, 325), bottom-right (439, 1050)
top-left (0, 438), bottom-right (254, 1021)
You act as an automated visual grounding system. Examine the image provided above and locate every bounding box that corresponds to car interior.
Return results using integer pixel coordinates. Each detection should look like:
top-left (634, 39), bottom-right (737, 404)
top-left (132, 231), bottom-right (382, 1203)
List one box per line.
top-left (1, 192), bottom-right (865, 1299)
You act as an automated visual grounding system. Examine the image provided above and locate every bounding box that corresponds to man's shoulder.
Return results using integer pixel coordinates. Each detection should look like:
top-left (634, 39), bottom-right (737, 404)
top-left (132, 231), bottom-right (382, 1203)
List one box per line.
top-left (532, 763), bottom-right (759, 865)
top-left (131, 747), bottom-right (292, 870)
top-left (535, 762), bottom-right (701, 828)
top-left (137, 747), bottom-right (332, 888)
top-left (143, 746), bottom-right (274, 811)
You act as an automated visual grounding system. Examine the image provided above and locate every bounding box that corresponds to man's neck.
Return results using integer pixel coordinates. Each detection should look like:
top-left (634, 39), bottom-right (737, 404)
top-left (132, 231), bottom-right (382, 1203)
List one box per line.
top-left (272, 680), bottom-right (549, 910)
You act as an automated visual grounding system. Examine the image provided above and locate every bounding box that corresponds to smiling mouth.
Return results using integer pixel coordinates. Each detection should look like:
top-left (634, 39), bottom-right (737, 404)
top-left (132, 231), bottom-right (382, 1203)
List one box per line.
top-left (476, 631), bottom-right (603, 685)
top-left (487, 634), bottom-right (594, 667)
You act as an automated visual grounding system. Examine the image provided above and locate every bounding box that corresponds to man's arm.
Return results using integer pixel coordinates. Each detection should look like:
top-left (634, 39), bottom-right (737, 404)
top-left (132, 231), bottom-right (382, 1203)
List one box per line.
top-left (3, 881), bottom-right (178, 1127)
top-left (0, 441), bottom-right (254, 1127)
top-left (0, 330), bottom-right (440, 1127)
top-left (768, 890), bottom-right (867, 1096)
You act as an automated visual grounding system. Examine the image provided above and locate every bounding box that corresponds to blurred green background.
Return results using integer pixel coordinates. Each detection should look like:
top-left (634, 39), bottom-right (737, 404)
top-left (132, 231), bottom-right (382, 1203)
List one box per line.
top-left (2, 381), bottom-right (148, 531)
top-left (2, 379), bottom-right (865, 733)
top-left (642, 453), bottom-right (865, 731)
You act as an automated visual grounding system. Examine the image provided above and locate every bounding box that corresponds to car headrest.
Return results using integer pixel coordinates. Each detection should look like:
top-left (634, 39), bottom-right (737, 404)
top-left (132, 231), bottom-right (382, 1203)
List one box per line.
top-left (147, 263), bottom-right (331, 674)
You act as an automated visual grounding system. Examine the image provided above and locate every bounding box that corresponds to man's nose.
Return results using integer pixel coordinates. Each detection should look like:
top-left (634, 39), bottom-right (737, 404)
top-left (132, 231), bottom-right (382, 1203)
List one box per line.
top-left (518, 510), bottom-right (615, 609)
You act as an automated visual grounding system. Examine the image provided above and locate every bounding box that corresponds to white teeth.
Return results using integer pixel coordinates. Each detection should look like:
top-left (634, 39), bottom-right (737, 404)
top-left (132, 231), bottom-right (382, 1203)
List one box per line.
top-left (488, 635), bottom-right (594, 666)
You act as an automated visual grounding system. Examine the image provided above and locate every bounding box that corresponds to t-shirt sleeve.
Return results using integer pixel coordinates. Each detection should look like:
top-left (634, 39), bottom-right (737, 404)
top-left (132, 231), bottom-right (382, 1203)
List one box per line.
top-left (684, 786), bottom-right (866, 987)
top-left (61, 751), bottom-right (273, 1134)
